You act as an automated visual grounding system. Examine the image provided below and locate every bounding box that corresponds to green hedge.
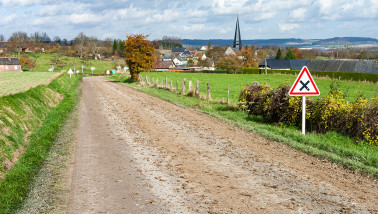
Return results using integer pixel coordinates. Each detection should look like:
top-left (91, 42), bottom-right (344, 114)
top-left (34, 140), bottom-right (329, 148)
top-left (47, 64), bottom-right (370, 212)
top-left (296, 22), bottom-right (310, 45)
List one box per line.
top-left (239, 82), bottom-right (377, 145)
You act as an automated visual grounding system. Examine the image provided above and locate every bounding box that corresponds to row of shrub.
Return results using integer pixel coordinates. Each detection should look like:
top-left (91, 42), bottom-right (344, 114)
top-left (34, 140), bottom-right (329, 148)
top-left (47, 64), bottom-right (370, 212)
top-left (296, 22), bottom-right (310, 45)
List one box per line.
top-left (243, 68), bottom-right (378, 83)
top-left (239, 82), bottom-right (377, 145)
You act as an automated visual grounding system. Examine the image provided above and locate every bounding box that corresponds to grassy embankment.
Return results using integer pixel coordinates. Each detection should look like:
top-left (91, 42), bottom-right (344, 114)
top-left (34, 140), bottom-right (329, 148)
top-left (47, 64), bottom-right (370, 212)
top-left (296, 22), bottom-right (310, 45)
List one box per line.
top-left (0, 73), bottom-right (81, 213)
top-left (111, 73), bottom-right (378, 178)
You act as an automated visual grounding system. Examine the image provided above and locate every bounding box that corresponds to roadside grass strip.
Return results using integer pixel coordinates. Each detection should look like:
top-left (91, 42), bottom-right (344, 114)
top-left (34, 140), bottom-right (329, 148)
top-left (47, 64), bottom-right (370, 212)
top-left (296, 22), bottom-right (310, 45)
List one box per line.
top-left (0, 74), bottom-right (80, 214)
top-left (110, 74), bottom-right (378, 178)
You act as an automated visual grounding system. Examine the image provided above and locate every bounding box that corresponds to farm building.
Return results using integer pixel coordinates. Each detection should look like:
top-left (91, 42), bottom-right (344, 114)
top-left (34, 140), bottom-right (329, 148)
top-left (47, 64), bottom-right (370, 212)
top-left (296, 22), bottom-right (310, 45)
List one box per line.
top-left (307, 59), bottom-right (378, 73)
top-left (0, 56), bottom-right (22, 72)
top-left (258, 59), bottom-right (309, 70)
top-left (152, 60), bottom-right (175, 72)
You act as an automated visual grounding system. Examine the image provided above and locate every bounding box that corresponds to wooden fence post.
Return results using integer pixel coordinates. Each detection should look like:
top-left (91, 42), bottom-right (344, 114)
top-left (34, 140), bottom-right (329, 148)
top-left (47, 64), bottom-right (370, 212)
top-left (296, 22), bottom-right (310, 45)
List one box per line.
top-left (188, 81), bottom-right (192, 95)
top-left (165, 77), bottom-right (168, 89)
top-left (196, 80), bottom-right (199, 96)
top-left (152, 78), bottom-right (155, 86)
top-left (156, 78), bottom-right (159, 87)
top-left (145, 76), bottom-right (149, 85)
top-left (176, 80), bottom-right (179, 94)
top-left (182, 78), bottom-right (186, 95)
top-left (227, 85), bottom-right (230, 105)
top-left (207, 81), bottom-right (211, 101)
top-left (170, 80), bottom-right (173, 91)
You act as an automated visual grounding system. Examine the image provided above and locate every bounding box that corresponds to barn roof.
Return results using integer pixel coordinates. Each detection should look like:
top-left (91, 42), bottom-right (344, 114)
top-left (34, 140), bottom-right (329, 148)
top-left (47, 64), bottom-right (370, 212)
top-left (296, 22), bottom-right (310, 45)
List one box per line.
top-left (259, 59), bottom-right (309, 70)
top-left (153, 60), bottom-right (173, 69)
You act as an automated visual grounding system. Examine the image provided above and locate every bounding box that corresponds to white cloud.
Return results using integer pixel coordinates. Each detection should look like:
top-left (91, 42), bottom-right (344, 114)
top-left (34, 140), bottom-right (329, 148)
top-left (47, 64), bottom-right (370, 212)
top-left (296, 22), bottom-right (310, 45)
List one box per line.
top-left (211, 0), bottom-right (250, 14)
top-left (0, 0), bottom-right (50, 7)
top-left (69, 13), bottom-right (104, 24)
top-left (289, 8), bottom-right (307, 20)
top-left (146, 10), bottom-right (180, 23)
top-left (38, 4), bottom-right (59, 16)
top-left (183, 24), bottom-right (205, 32)
top-left (254, 12), bottom-right (277, 21)
top-left (278, 23), bottom-right (300, 32)
top-left (115, 6), bottom-right (150, 20)
top-left (1, 14), bottom-right (16, 25)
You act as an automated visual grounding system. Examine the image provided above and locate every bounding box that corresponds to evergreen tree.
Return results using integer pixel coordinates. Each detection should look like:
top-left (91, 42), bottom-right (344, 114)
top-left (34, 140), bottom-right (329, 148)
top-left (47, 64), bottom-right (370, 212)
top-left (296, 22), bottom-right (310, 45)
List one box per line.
top-left (276, 48), bottom-right (283, 59)
top-left (113, 39), bottom-right (118, 53)
top-left (119, 40), bottom-right (125, 50)
top-left (208, 40), bottom-right (212, 49)
top-left (285, 49), bottom-right (297, 59)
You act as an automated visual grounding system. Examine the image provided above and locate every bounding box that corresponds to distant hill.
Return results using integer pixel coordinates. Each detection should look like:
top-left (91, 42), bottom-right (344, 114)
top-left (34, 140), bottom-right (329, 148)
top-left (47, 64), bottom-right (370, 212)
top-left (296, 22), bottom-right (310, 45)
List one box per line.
top-left (182, 37), bottom-right (378, 48)
top-left (312, 37), bottom-right (378, 46)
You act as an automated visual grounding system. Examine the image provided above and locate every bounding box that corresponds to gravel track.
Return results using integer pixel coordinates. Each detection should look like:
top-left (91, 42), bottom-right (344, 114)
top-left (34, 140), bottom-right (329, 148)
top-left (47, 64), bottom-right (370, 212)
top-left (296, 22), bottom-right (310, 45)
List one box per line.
top-left (67, 77), bottom-right (377, 213)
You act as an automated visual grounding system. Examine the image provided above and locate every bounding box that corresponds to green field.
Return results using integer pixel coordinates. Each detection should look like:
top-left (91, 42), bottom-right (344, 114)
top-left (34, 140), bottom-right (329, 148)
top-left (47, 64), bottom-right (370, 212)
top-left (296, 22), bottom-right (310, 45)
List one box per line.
top-left (0, 72), bottom-right (59, 96)
top-left (140, 72), bottom-right (378, 103)
top-left (23, 53), bottom-right (115, 74)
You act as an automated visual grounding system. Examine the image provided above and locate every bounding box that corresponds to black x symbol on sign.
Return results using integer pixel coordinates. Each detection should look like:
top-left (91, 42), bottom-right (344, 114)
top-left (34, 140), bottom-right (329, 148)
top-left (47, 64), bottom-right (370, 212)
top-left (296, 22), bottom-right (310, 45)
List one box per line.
top-left (300, 80), bottom-right (310, 91)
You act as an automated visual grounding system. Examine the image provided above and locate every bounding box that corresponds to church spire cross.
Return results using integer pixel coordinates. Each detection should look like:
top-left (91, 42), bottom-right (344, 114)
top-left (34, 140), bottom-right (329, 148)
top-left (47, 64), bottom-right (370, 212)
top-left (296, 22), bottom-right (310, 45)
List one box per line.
top-left (233, 15), bottom-right (242, 51)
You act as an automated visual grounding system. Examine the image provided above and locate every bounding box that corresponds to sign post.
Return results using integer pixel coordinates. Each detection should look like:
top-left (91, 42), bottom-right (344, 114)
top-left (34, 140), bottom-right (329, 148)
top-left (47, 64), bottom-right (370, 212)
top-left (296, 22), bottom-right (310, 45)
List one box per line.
top-left (91, 67), bottom-right (95, 74)
top-left (289, 66), bottom-right (320, 135)
top-left (68, 68), bottom-right (73, 78)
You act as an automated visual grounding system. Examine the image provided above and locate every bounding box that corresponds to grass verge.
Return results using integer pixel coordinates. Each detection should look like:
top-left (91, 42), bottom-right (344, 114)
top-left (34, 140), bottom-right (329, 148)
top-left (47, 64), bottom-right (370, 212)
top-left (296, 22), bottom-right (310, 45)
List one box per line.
top-left (17, 99), bottom-right (79, 214)
top-left (0, 74), bottom-right (80, 214)
top-left (110, 74), bottom-right (378, 179)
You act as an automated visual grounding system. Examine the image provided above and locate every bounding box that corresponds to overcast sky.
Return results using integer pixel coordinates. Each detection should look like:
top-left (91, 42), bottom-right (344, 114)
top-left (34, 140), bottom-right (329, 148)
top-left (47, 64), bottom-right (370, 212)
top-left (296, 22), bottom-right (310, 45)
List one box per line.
top-left (1, 0), bottom-right (377, 41)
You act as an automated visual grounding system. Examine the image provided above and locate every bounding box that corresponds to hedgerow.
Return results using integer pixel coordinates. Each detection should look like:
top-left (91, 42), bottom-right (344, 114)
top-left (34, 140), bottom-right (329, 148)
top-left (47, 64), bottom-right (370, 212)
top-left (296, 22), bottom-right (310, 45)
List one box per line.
top-left (239, 82), bottom-right (377, 145)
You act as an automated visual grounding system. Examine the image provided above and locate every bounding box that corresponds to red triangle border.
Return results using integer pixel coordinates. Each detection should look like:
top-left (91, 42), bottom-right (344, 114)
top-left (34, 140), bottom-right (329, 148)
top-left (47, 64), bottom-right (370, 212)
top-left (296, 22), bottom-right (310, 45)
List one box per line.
top-left (289, 66), bottom-right (320, 96)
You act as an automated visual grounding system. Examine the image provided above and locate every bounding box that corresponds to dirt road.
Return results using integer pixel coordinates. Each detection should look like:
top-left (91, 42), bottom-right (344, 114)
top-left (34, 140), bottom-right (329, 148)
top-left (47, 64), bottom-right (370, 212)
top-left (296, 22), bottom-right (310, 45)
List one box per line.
top-left (68, 76), bottom-right (377, 213)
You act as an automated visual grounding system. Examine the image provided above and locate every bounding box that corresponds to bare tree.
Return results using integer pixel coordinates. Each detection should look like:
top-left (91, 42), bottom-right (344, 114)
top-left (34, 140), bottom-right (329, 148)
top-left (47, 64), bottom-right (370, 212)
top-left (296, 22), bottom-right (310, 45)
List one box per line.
top-left (30, 32), bottom-right (42, 45)
top-left (88, 36), bottom-right (101, 59)
top-left (74, 32), bottom-right (88, 58)
top-left (53, 36), bottom-right (61, 44)
top-left (8, 31), bottom-right (30, 56)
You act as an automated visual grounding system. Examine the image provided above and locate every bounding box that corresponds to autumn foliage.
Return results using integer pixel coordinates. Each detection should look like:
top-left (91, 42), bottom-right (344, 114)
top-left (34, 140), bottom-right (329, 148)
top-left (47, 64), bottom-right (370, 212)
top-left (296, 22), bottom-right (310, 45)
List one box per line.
top-left (124, 34), bottom-right (155, 81)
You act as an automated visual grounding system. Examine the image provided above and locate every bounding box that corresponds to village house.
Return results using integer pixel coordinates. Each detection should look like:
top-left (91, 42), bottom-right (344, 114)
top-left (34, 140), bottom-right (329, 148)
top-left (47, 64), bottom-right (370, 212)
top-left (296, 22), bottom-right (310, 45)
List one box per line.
top-left (0, 56), bottom-right (22, 72)
top-left (225, 47), bottom-right (239, 56)
top-left (200, 46), bottom-right (208, 51)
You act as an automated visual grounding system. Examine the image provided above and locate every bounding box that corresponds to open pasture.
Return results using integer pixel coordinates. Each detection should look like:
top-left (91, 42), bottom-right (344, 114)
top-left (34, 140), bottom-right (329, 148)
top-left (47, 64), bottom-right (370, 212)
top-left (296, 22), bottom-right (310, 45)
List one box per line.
top-left (24, 53), bottom-right (116, 74)
top-left (0, 72), bottom-right (59, 96)
top-left (140, 72), bottom-right (378, 103)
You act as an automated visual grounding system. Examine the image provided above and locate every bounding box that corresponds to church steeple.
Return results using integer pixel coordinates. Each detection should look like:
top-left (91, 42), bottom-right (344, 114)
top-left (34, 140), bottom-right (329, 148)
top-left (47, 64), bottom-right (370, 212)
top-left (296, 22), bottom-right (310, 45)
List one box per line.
top-left (233, 15), bottom-right (242, 50)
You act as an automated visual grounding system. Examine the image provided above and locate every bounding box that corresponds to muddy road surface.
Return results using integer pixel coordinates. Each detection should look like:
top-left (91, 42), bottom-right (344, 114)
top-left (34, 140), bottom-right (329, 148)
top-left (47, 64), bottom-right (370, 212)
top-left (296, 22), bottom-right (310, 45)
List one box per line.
top-left (68, 77), bottom-right (377, 213)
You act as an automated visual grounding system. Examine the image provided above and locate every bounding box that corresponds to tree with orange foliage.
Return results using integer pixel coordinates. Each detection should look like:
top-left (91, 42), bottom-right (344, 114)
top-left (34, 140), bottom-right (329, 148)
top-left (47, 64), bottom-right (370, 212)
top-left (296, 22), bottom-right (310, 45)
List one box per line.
top-left (238, 45), bottom-right (257, 67)
top-left (124, 34), bottom-right (156, 81)
top-left (289, 46), bottom-right (302, 59)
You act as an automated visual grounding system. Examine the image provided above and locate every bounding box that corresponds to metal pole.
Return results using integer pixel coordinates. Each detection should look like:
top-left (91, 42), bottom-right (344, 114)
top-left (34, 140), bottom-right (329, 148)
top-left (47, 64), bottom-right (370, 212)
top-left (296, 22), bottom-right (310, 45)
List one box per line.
top-left (302, 96), bottom-right (306, 135)
top-left (265, 58), bottom-right (267, 75)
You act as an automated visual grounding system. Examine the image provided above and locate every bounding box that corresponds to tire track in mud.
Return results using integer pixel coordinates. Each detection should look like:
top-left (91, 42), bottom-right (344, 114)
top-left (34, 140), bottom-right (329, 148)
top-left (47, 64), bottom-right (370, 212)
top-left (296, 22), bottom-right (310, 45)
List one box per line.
top-left (69, 77), bottom-right (377, 213)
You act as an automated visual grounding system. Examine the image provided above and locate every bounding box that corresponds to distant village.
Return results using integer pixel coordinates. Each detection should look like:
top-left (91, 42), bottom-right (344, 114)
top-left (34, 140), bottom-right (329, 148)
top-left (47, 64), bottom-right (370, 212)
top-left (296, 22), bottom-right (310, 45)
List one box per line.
top-left (0, 17), bottom-right (377, 74)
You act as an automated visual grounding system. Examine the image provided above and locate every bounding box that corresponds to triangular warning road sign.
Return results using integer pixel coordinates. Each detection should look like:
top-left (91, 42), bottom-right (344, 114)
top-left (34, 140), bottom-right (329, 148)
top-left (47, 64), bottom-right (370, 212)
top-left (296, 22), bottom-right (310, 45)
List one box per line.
top-left (289, 66), bottom-right (320, 96)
